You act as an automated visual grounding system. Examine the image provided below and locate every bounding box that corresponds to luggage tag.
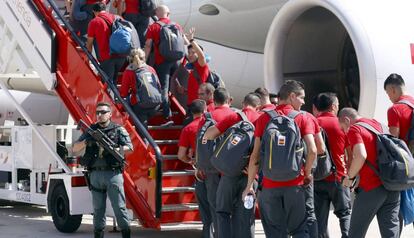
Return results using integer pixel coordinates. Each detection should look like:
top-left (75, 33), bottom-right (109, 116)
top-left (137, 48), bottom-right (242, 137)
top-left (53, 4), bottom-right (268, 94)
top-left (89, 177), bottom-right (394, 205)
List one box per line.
top-left (277, 135), bottom-right (286, 146)
top-left (231, 136), bottom-right (241, 145)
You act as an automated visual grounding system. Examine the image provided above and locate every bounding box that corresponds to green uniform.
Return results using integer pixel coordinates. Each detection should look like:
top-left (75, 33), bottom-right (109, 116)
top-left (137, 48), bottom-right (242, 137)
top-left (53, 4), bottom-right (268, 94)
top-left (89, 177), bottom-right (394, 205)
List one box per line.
top-left (77, 121), bottom-right (132, 236)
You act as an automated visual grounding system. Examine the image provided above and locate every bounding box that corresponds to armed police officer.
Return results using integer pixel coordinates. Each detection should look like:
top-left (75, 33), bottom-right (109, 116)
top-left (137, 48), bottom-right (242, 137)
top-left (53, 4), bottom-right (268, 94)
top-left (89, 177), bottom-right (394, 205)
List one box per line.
top-left (73, 102), bottom-right (133, 238)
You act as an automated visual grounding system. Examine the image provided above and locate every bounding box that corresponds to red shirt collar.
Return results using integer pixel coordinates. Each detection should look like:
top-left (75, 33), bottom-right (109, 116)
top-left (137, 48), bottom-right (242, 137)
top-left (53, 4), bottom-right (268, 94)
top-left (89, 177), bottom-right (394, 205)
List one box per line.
top-left (214, 105), bottom-right (230, 110)
top-left (397, 95), bottom-right (414, 102)
top-left (318, 111), bottom-right (336, 118)
top-left (276, 104), bottom-right (294, 111)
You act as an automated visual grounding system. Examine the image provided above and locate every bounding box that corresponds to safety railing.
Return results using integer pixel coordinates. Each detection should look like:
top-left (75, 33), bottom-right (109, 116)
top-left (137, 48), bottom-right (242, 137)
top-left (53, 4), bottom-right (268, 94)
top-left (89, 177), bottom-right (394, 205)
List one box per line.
top-left (32, 0), bottom-right (164, 220)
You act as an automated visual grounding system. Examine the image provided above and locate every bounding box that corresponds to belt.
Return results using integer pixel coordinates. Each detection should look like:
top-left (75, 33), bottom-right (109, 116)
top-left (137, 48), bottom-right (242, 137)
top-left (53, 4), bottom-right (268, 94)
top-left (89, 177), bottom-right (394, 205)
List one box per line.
top-left (90, 167), bottom-right (121, 172)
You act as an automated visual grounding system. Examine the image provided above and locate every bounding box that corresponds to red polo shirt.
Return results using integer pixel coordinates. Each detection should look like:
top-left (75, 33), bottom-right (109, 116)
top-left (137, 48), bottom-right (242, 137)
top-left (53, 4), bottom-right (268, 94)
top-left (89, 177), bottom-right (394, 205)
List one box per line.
top-left (87, 12), bottom-right (116, 62)
top-left (119, 65), bottom-right (158, 105)
top-left (347, 118), bottom-right (383, 192)
top-left (124, 0), bottom-right (140, 14)
top-left (215, 107), bottom-right (260, 133)
top-left (198, 105), bottom-right (234, 130)
top-left (387, 95), bottom-right (414, 143)
top-left (317, 112), bottom-right (348, 182)
top-left (254, 104), bottom-right (315, 188)
top-left (206, 99), bottom-right (215, 112)
top-left (258, 104), bottom-right (277, 114)
top-left (187, 62), bottom-right (210, 105)
top-left (179, 116), bottom-right (203, 151)
top-left (307, 112), bottom-right (321, 134)
top-left (146, 18), bottom-right (183, 65)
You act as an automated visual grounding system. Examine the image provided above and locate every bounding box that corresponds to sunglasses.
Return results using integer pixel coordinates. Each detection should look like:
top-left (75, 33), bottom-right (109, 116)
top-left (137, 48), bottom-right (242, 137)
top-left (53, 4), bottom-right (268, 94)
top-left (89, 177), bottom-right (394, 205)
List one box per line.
top-left (96, 110), bottom-right (110, 115)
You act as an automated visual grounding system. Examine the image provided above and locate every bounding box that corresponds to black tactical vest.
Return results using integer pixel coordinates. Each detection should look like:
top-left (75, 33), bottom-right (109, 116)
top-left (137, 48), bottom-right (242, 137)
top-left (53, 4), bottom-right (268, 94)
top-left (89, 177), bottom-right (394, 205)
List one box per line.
top-left (82, 122), bottom-right (124, 169)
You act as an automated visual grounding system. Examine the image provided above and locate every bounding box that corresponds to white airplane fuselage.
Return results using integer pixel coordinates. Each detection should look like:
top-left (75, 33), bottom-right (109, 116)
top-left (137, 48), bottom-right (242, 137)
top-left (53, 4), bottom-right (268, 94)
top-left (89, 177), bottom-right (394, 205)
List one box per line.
top-left (2, 0), bottom-right (414, 125)
top-left (161, 0), bottom-right (414, 122)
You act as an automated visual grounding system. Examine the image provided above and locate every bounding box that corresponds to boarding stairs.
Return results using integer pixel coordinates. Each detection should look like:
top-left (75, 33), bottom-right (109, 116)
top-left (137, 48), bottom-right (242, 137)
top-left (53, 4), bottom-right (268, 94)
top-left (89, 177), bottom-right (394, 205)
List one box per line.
top-left (0, 0), bottom-right (199, 229)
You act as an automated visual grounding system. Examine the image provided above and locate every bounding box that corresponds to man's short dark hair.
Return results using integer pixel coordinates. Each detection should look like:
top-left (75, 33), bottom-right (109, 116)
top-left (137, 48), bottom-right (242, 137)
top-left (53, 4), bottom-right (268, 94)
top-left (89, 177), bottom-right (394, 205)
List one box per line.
top-left (189, 99), bottom-right (206, 115)
top-left (313, 92), bottom-right (337, 112)
top-left (213, 87), bottom-right (230, 105)
top-left (254, 87), bottom-right (269, 99)
top-left (188, 44), bottom-right (203, 51)
top-left (278, 80), bottom-right (305, 100)
top-left (243, 93), bottom-right (261, 108)
top-left (93, 2), bottom-right (106, 12)
top-left (97, 102), bottom-right (111, 110)
top-left (384, 73), bottom-right (405, 89)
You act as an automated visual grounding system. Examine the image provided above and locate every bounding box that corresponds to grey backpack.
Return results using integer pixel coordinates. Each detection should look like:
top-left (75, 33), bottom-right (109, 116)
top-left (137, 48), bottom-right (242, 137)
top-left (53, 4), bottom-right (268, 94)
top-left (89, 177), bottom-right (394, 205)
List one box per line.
top-left (211, 111), bottom-right (255, 176)
top-left (196, 112), bottom-right (219, 172)
top-left (260, 110), bottom-right (305, 181)
top-left (313, 128), bottom-right (336, 181)
top-left (356, 122), bottom-right (414, 191)
top-left (157, 21), bottom-right (185, 61)
top-left (135, 66), bottom-right (162, 108)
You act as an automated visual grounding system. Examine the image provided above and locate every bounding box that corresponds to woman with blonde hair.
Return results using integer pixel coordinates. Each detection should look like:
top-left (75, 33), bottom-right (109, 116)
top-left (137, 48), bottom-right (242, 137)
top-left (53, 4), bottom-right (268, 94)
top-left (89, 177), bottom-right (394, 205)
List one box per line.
top-left (119, 48), bottom-right (162, 128)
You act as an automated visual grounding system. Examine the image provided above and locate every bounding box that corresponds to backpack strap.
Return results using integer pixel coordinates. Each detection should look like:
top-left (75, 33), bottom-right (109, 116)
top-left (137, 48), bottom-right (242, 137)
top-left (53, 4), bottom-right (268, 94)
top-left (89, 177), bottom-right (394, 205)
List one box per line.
top-left (204, 112), bottom-right (212, 120)
top-left (264, 109), bottom-right (278, 119)
top-left (320, 128), bottom-right (336, 173)
top-left (397, 100), bottom-right (414, 142)
top-left (397, 100), bottom-right (414, 109)
top-left (156, 21), bottom-right (166, 27)
top-left (287, 110), bottom-right (304, 119)
top-left (355, 122), bottom-right (389, 135)
top-left (236, 111), bottom-right (249, 122)
top-left (355, 122), bottom-right (384, 177)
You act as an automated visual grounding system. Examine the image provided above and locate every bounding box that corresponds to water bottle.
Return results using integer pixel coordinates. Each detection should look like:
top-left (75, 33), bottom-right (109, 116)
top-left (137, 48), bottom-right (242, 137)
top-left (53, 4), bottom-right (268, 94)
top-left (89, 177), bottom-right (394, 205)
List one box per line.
top-left (244, 194), bottom-right (254, 209)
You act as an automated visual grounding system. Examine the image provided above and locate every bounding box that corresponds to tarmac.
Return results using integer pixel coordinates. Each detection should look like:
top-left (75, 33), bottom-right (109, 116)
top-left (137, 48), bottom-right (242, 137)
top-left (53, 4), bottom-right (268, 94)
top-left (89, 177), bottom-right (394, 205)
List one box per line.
top-left (1, 200), bottom-right (413, 238)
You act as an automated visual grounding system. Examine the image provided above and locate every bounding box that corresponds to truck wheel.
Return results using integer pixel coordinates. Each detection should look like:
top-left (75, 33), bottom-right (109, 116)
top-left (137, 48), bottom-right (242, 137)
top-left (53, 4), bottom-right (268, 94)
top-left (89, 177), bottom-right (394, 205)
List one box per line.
top-left (50, 184), bottom-right (82, 233)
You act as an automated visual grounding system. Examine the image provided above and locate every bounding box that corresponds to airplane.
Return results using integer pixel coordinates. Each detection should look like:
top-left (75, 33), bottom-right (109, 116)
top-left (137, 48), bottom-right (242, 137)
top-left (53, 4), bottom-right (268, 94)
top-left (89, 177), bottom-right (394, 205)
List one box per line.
top-left (160, 0), bottom-right (414, 122)
top-left (1, 0), bottom-right (414, 125)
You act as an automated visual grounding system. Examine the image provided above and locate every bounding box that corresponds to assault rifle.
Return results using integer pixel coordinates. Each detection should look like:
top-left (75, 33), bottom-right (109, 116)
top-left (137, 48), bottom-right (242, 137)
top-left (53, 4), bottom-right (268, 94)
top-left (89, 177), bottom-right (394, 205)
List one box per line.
top-left (77, 119), bottom-right (126, 167)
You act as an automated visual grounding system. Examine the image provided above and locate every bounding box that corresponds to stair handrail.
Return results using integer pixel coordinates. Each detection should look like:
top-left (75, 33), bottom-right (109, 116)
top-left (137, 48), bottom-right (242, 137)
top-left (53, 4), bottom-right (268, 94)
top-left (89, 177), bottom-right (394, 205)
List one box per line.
top-left (37, 0), bottom-right (163, 218)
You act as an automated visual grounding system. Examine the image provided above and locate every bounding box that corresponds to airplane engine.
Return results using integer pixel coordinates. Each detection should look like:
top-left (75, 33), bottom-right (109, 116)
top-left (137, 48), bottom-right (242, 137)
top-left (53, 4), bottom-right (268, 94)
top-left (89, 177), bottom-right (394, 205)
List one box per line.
top-left (264, 0), bottom-right (414, 121)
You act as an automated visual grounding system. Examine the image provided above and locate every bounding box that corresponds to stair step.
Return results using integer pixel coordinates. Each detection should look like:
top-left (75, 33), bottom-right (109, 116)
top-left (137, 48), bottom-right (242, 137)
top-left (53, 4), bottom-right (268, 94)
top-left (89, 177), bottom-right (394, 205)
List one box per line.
top-left (162, 203), bottom-right (199, 212)
top-left (160, 222), bottom-right (203, 230)
top-left (148, 125), bottom-right (183, 130)
top-left (163, 154), bottom-right (179, 160)
top-left (162, 186), bottom-right (195, 193)
top-left (163, 170), bottom-right (195, 177)
top-left (155, 140), bottom-right (179, 145)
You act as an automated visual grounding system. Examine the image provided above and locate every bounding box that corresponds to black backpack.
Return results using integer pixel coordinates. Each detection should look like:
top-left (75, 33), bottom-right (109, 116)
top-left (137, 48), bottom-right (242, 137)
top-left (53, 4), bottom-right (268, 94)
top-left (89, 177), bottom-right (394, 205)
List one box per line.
top-left (211, 111), bottom-right (255, 176)
top-left (139, 0), bottom-right (156, 17)
top-left (356, 122), bottom-right (414, 191)
top-left (260, 110), bottom-right (305, 181)
top-left (397, 100), bottom-right (414, 155)
top-left (196, 112), bottom-right (219, 172)
top-left (135, 66), bottom-right (162, 108)
top-left (157, 21), bottom-right (186, 61)
top-left (313, 128), bottom-right (336, 181)
top-left (193, 69), bottom-right (225, 89)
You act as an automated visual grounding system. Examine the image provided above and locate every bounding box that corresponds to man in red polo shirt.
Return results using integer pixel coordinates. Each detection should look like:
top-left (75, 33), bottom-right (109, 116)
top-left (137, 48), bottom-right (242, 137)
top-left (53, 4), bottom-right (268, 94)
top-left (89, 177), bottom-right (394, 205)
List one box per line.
top-left (199, 83), bottom-right (215, 112)
top-left (243, 80), bottom-right (317, 237)
top-left (144, 5), bottom-right (186, 125)
top-left (254, 87), bottom-right (276, 113)
top-left (184, 28), bottom-right (209, 106)
top-left (384, 73), bottom-right (414, 231)
top-left (114, 0), bottom-right (150, 47)
top-left (70, 0), bottom-right (103, 42)
top-left (177, 99), bottom-right (213, 238)
top-left (87, 2), bottom-right (126, 86)
top-left (339, 107), bottom-right (400, 238)
top-left (384, 73), bottom-right (414, 150)
top-left (203, 92), bottom-right (260, 238)
top-left (313, 93), bottom-right (351, 238)
top-left (197, 87), bottom-right (235, 237)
